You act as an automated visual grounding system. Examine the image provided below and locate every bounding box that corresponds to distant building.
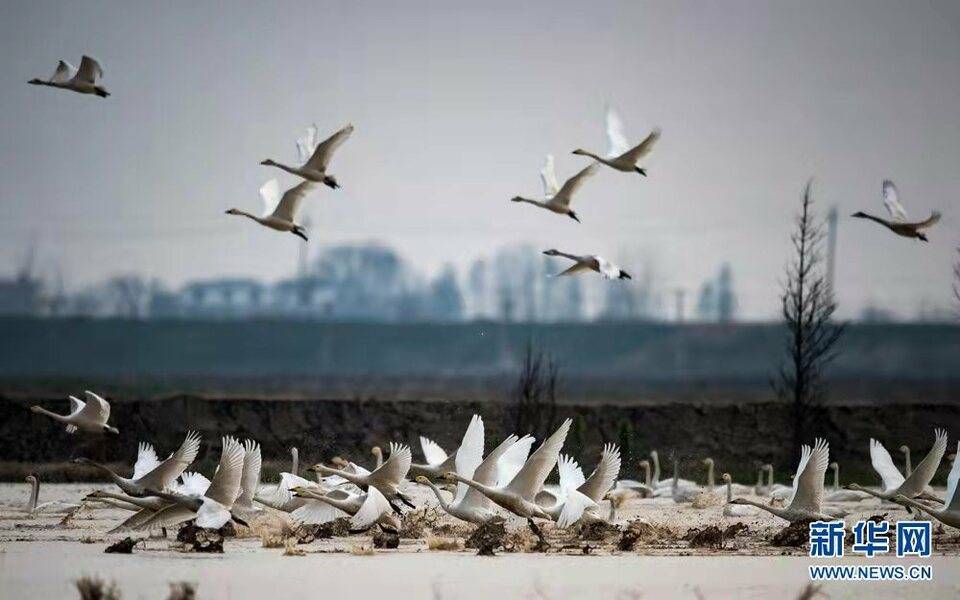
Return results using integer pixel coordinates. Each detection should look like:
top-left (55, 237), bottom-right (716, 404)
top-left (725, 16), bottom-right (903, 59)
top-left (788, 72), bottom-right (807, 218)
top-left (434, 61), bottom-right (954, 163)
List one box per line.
top-left (177, 278), bottom-right (265, 319)
top-left (0, 272), bottom-right (42, 316)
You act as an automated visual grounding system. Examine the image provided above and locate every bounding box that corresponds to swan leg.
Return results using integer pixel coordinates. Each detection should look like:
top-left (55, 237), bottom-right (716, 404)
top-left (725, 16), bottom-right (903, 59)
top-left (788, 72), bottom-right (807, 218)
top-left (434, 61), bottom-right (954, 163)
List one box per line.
top-left (397, 492), bottom-right (416, 510)
top-left (387, 500), bottom-right (404, 515)
top-left (527, 518), bottom-right (548, 548)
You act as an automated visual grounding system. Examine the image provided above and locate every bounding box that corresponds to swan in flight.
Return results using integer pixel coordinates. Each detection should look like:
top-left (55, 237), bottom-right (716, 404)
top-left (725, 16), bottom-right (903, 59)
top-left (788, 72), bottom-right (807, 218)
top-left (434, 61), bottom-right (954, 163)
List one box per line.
top-left (728, 439), bottom-right (836, 523)
top-left (847, 430), bottom-right (948, 503)
top-left (510, 160), bottom-right (597, 222)
top-left (261, 123), bottom-right (353, 189)
top-left (292, 485), bottom-right (400, 532)
top-left (895, 441), bottom-right (960, 528)
top-left (572, 107), bottom-right (660, 176)
top-left (74, 431), bottom-right (201, 497)
top-left (536, 443), bottom-right (621, 527)
top-left (22, 475), bottom-right (81, 515)
top-left (410, 415), bottom-right (483, 481)
top-left (137, 437), bottom-right (249, 530)
top-left (851, 180), bottom-right (941, 242)
top-left (310, 442), bottom-right (415, 511)
top-left (418, 430), bottom-right (535, 525)
top-left (226, 179), bottom-right (318, 241)
top-left (542, 249), bottom-right (631, 280)
top-left (824, 462), bottom-right (872, 502)
top-left (722, 473), bottom-right (757, 517)
top-left (29, 56), bottom-right (109, 97)
top-left (438, 418), bottom-right (572, 540)
top-left (30, 390), bottom-right (118, 434)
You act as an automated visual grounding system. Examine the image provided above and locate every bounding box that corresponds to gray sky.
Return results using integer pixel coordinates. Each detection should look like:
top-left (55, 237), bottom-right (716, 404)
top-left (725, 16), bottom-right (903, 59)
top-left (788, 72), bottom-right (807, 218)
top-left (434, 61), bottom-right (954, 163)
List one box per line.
top-left (0, 0), bottom-right (958, 319)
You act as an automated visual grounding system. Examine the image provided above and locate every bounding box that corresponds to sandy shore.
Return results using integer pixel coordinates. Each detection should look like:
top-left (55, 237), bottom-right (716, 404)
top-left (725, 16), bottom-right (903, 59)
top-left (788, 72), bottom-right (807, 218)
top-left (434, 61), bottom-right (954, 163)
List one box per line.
top-left (1, 483), bottom-right (957, 599)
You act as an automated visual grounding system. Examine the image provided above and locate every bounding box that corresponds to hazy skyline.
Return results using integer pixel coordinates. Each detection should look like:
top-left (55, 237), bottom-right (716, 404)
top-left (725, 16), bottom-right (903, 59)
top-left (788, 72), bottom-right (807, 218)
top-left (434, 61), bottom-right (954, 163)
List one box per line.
top-left (1, 0), bottom-right (958, 319)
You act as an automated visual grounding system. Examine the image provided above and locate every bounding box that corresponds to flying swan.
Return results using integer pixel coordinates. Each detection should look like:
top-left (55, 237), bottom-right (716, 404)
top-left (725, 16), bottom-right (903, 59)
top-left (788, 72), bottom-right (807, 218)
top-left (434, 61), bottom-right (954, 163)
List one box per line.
top-left (572, 106), bottom-right (660, 176)
top-left (261, 124), bottom-right (354, 189)
top-left (511, 158), bottom-right (598, 222)
top-left (29, 56), bottom-right (109, 97)
top-left (542, 249), bottom-right (631, 280)
top-left (226, 179), bottom-right (318, 241)
top-left (31, 390), bottom-right (118, 435)
top-left (851, 180), bottom-right (941, 242)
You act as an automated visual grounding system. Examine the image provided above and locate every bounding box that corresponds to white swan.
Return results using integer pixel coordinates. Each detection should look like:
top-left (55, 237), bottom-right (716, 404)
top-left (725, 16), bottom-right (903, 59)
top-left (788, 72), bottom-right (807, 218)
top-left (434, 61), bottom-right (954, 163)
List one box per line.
top-left (537, 443), bottom-right (621, 527)
top-left (226, 179), bottom-right (318, 241)
top-left (649, 450), bottom-right (695, 490)
top-left (702, 458), bottom-right (752, 495)
top-left (22, 475), bottom-right (81, 515)
top-left (895, 441), bottom-right (960, 528)
top-left (510, 160), bottom-right (597, 222)
top-left (261, 124), bottom-right (353, 189)
top-left (74, 431), bottom-right (201, 497)
top-left (417, 431), bottom-right (535, 525)
top-left (438, 418), bottom-right (572, 537)
top-left (410, 416), bottom-right (483, 481)
top-left (847, 430), bottom-right (948, 503)
top-left (722, 473), bottom-right (757, 517)
top-left (669, 456), bottom-right (710, 504)
top-left (29, 56), bottom-right (109, 98)
top-left (542, 249), bottom-right (631, 280)
top-left (764, 464), bottom-right (793, 502)
top-left (851, 180), bottom-right (940, 242)
top-left (138, 437), bottom-right (248, 530)
top-left (728, 439), bottom-right (835, 523)
top-left (612, 459), bottom-right (655, 498)
top-left (311, 442), bottom-right (414, 510)
top-left (292, 485), bottom-right (400, 532)
top-left (572, 107), bottom-right (660, 175)
top-left (823, 462), bottom-right (872, 502)
top-left (30, 390), bottom-right (118, 434)
top-left (232, 439), bottom-right (263, 515)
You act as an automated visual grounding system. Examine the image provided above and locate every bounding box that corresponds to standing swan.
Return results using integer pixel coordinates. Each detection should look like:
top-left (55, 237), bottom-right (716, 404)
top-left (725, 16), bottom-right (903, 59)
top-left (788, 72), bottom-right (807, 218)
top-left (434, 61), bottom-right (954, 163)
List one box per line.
top-left (261, 124), bottom-right (353, 189)
top-left (722, 474), bottom-right (757, 517)
top-left (851, 180), bottom-right (940, 242)
top-left (571, 107), bottom-right (660, 176)
top-left (510, 160), bottom-right (598, 222)
top-left (846, 430), bottom-right (947, 503)
top-left (824, 462), bottom-right (871, 502)
top-left (226, 179), bottom-right (318, 241)
top-left (728, 439), bottom-right (835, 523)
top-left (542, 249), bottom-right (631, 280)
top-left (895, 441), bottom-right (960, 528)
top-left (31, 390), bottom-right (118, 434)
top-left (29, 56), bottom-right (109, 97)
top-left (23, 475), bottom-right (81, 515)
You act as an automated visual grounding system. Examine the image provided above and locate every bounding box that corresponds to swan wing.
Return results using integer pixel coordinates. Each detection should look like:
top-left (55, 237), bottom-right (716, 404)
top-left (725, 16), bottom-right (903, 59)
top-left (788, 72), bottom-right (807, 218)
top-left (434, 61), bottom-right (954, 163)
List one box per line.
top-left (617, 129), bottom-right (661, 165)
top-left (132, 443), bottom-right (161, 481)
top-left (505, 418), bottom-right (572, 501)
top-left (304, 123), bottom-right (354, 171)
top-left (138, 503), bottom-right (196, 531)
top-left (784, 444), bottom-right (811, 507)
top-left (258, 179), bottom-right (282, 217)
top-left (898, 429), bottom-right (948, 497)
top-left (558, 454), bottom-right (586, 492)
top-left (177, 471), bottom-right (211, 497)
top-left (420, 436), bottom-right (448, 466)
top-left (579, 443), bottom-right (621, 502)
top-left (540, 155), bottom-right (560, 199)
top-left (351, 487), bottom-right (391, 529)
top-left (945, 442), bottom-right (960, 511)
top-left (270, 180), bottom-right (317, 223)
top-left (75, 55), bottom-right (103, 84)
top-left (595, 257), bottom-right (621, 280)
top-left (50, 61), bottom-right (77, 83)
top-left (238, 439), bottom-right (262, 506)
top-left (204, 437), bottom-right (245, 506)
top-left (554, 164), bottom-right (598, 207)
top-left (194, 499), bottom-right (232, 529)
top-left (881, 180), bottom-right (908, 221)
top-left (259, 472), bottom-right (314, 508)
top-left (869, 439), bottom-right (905, 492)
top-left (910, 211), bottom-right (941, 230)
top-left (135, 430), bottom-right (202, 490)
top-left (462, 435), bottom-right (517, 510)
top-left (369, 442), bottom-right (412, 487)
top-left (553, 261), bottom-right (592, 277)
top-left (296, 124), bottom-right (319, 163)
top-left (67, 395), bottom-right (86, 416)
top-left (556, 488), bottom-right (598, 528)
top-left (291, 498), bottom-right (349, 524)
top-left (788, 438), bottom-right (829, 512)
top-left (496, 435), bottom-right (536, 487)
top-left (605, 105), bottom-right (630, 157)
top-left (453, 415), bottom-right (485, 504)
top-left (79, 390), bottom-right (110, 424)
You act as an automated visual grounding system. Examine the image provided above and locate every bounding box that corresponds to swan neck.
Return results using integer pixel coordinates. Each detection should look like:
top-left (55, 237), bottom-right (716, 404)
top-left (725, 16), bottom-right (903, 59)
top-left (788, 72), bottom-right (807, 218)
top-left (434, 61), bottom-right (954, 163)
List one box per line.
top-left (28, 478), bottom-right (39, 511)
top-left (423, 480), bottom-right (451, 511)
top-left (726, 481), bottom-right (732, 503)
top-left (290, 448), bottom-right (299, 476)
top-left (32, 406), bottom-right (66, 421)
top-left (706, 463), bottom-right (714, 488)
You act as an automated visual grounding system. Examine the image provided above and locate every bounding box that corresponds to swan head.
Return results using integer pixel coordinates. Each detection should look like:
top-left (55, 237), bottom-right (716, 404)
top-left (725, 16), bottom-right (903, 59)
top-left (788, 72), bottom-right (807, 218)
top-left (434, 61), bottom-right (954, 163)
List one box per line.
top-left (844, 483), bottom-right (864, 491)
top-left (571, 149), bottom-right (589, 156)
top-left (510, 196), bottom-right (523, 203)
top-left (371, 446), bottom-right (382, 458)
top-left (24, 474), bottom-right (38, 485)
top-left (851, 211), bottom-right (868, 218)
top-left (542, 249), bottom-right (560, 257)
top-left (225, 208), bottom-right (243, 215)
top-left (898, 445), bottom-right (910, 454)
top-left (762, 463), bottom-right (773, 472)
top-left (322, 175), bottom-right (339, 190)
top-left (329, 456), bottom-right (348, 468)
top-left (414, 476), bottom-right (430, 485)
top-left (305, 463), bottom-right (324, 473)
top-left (259, 159), bottom-right (276, 166)
top-left (94, 86), bottom-right (110, 98)
top-left (721, 473), bottom-right (731, 483)
top-left (72, 457), bottom-right (92, 465)
top-left (639, 460), bottom-right (649, 469)
top-left (85, 490), bottom-right (106, 499)
top-left (702, 458), bottom-right (714, 466)
top-left (829, 462), bottom-right (838, 470)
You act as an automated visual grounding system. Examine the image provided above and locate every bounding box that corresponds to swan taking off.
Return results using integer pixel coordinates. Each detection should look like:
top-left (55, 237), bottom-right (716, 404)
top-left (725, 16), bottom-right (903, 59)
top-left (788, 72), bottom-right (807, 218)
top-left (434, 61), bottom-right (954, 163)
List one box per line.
top-left (542, 249), bottom-right (631, 280)
top-left (226, 179), bottom-right (318, 241)
top-left (261, 123), bottom-right (353, 189)
top-left (292, 485), bottom-right (400, 532)
top-left (511, 158), bottom-right (597, 222)
top-left (851, 180), bottom-right (941, 242)
top-left (74, 431), bottom-right (202, 497)
top-left (29, 56), bottom-right (109, 97)
top-left (572, 106), bottom-right (660, 176)
top-left (896, 441), bottom-right (960, 528)
top-left (536, 443), bottom-right (621, 527)
top-left (411, 415), bottom-right (484, 481)
top-left (31, 390), bottom-right (118, 434)
top-left (310, 442), bottom-right (415, 511)
top-left (847, 430), bottom-right (948, 503)
top-left (728, 439), bottom-right (835, 523)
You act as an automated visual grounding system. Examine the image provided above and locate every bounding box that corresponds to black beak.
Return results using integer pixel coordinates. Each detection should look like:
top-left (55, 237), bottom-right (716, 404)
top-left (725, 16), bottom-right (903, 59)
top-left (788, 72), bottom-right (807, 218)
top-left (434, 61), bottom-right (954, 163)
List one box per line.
top-left (293, 229), bottom-right (308, 242)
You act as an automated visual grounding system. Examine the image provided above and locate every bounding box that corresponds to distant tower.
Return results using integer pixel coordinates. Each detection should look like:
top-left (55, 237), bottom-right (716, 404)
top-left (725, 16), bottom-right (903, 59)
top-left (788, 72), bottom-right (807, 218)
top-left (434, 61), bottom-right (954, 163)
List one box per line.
top-left (826, 205), bottom-right (838, 297)
top-left (298, 215), bottom-right (312, 277)
top-left (674, 288), bottom-right (686, 323)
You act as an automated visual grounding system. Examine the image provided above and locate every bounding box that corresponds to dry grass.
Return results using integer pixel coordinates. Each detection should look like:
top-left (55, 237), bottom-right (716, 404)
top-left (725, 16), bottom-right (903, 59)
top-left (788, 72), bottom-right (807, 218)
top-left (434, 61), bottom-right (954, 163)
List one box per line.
top-left (400, 506), bottom-right (444, 538)
top-left (79, 535), bottom-right (103, 544)
top-left (75, 575), bottom-right (122, 600)
top-left (349, 544), bottom-right (375, 556)
top-left (282, 538), bottom-right (306, 556)
top-left (259, 528), bottom-right (287, 548)
top-left (166, 582), bottom-right (196, 600)
top-left (426, 535), bottom-right (463, 551)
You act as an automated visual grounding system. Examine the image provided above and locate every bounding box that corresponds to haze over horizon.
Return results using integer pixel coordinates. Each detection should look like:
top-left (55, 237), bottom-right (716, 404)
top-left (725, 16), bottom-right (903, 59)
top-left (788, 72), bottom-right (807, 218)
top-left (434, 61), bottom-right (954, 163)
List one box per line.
top-left (1, 0), bottom-right (959, 320)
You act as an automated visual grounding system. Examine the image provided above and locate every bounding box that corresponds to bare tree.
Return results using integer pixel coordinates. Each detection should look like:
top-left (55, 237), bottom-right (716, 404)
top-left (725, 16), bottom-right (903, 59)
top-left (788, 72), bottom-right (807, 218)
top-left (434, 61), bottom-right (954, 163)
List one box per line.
top-left (510, 341), bottom-right (559, 440)
top-left (774, 181), bottom-right (845, 450)
top-left (953, 243), bottom-right (960, 318)
top-left (104, 275), bottom-right (151, 319)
